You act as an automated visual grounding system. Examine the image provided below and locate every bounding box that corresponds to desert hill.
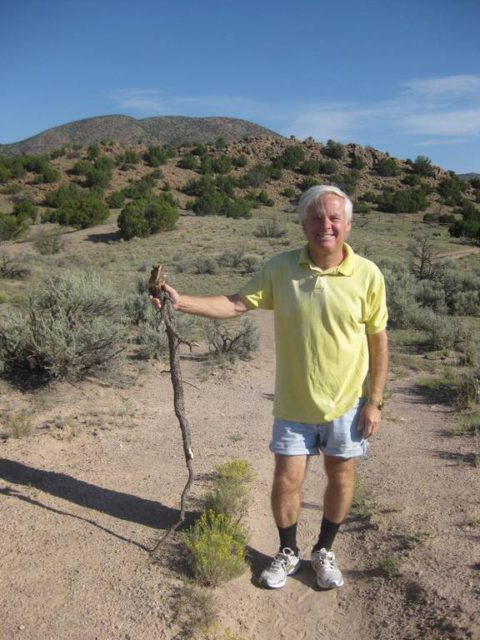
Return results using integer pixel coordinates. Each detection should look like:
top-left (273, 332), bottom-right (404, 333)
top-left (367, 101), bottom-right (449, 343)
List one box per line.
top-left (0, 115), bottom-right (281, 157)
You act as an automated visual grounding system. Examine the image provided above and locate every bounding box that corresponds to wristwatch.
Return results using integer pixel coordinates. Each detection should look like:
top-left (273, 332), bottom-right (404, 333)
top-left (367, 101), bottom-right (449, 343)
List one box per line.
top-left (367, 398), bottom-right (384, 410)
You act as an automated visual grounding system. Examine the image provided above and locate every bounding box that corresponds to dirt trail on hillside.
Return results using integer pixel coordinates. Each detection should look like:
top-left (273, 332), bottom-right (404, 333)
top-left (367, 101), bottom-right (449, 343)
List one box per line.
top-left (0, 311), bottom-right (479, 640)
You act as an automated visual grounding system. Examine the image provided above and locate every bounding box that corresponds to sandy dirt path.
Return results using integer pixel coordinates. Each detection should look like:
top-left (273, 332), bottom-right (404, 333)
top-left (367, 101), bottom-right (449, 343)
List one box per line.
top-left (0, 310), bottom-right (479, 639)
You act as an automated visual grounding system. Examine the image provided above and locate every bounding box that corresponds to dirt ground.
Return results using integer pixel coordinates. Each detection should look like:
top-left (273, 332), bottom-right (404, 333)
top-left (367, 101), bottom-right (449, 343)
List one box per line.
top-left (1, 306), bottom-right (479, 640)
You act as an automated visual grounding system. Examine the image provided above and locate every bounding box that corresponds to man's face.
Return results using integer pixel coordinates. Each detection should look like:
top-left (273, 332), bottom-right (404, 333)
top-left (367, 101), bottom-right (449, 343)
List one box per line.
top-left (302, 194), bottom-right (351, 258)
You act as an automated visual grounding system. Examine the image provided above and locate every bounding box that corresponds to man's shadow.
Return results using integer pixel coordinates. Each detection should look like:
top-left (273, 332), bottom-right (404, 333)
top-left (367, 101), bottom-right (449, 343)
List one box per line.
top-left (0, 458), bottom-right (195, 550)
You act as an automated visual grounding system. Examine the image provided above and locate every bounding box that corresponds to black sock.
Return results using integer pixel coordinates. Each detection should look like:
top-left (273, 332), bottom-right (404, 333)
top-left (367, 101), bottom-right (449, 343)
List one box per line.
top-left (278, 523), bottom-right (298, 555)
top-left (312, 516), bottom-right (341, 552)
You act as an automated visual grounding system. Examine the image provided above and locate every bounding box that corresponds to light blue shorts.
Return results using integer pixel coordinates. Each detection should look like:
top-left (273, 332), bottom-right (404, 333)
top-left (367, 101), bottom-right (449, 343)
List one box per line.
top-left (270, 398), bottom-right (367, 459)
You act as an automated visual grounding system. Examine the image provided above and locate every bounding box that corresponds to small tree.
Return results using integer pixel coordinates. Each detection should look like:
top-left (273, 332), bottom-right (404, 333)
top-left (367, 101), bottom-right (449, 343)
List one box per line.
top-left (412, 155), bottom-right (435, 177)
top-left (407, 236), bottom-right (438, 280)
top-left (118, 196), bottom-right (178, 239)
top-left (323, 139), bottom-right (345, 160)
top-left (376, 157), bottom-right (398, 177)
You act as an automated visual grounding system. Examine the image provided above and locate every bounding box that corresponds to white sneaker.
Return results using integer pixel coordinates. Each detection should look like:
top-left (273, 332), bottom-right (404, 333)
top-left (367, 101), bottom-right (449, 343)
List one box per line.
top-left (310, 548), bottom-right (344, 589)
top-left (260, 547), bottom-right (301, 589)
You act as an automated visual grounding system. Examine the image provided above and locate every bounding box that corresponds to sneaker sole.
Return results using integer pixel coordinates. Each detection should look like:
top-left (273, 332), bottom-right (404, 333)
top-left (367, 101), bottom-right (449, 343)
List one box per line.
top-left (316, 576), bottom-right (344, 589)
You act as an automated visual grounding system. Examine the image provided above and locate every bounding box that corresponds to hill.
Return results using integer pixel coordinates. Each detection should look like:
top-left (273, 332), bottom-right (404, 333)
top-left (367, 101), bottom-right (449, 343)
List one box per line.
top-left (0, 115), bottom-right (281, 157)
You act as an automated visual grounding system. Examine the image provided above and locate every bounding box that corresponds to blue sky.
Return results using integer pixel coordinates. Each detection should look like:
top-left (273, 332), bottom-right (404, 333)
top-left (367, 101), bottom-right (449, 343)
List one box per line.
top-left (2, 0), bottom-right (480, 173)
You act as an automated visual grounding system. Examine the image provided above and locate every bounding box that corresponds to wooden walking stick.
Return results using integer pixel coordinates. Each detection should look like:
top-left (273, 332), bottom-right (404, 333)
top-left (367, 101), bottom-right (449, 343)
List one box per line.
top-left (148, 265), bottom-right (195, 553)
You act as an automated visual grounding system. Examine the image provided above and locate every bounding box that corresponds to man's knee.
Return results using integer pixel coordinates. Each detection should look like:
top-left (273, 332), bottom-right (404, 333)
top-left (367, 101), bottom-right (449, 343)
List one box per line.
top-left (324, 456), bottom-right (355, 488)
top-left (273, 455), bottom-right (307, 493)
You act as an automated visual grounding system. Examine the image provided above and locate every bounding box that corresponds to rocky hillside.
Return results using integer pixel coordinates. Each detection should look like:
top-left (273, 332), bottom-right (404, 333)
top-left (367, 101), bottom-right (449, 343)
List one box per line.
top-left (0, 115), bottom-right (281, 157)
top-left (0, 133), bottom-right (479, 246)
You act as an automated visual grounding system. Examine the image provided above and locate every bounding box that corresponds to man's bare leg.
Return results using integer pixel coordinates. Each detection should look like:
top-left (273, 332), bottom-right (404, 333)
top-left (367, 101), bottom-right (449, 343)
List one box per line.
top-left (271, 454), bottom-right (308, 527)
top-left (323, 456), bottom-right (356, 523)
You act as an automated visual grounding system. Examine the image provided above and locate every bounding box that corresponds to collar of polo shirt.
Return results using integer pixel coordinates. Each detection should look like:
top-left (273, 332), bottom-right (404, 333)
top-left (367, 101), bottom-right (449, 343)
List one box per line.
top-left (298, 243), bottom-right (355, 276)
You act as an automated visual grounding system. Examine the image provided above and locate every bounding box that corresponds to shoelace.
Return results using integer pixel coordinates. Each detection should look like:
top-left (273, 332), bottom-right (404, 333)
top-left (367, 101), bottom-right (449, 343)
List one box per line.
top-left (271, 552), bottom-right (291, 569)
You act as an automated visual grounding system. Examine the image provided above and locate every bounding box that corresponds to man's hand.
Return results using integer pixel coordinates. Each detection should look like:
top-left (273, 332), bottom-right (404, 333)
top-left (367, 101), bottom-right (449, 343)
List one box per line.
top-left (149, 283), bottom-right (181, 312)
top-left (358, 402), bottom-right (382, 439)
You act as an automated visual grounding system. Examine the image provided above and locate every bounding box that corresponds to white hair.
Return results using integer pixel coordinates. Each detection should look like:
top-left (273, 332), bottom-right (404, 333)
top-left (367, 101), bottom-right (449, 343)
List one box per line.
top-left (296, 185), bottom-right (353, 223)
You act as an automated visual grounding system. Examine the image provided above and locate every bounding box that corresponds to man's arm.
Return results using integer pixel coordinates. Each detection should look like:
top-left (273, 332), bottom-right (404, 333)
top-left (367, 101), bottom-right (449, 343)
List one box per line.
top-left (359, 329), bottom-right (389, 439)
top-left (150, 284), bottom-right (249, 319)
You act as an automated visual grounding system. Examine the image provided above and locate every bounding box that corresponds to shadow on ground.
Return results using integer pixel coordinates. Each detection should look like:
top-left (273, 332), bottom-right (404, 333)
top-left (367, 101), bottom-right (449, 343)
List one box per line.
top-left (85, 230), bottom-right (122, 243)
top-left (0, 458), bottom-right (195, 533)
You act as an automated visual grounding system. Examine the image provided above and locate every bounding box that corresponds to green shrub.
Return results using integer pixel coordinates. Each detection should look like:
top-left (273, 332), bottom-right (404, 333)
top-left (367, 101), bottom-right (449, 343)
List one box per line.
top-left (381, 263), bottom-right (419, 328)
top-left (106, 191), bottom-right (126, 208)
top-left (215, 137), bottom-right (227, 150)
top-left (216, 249), bottom-right (246, 268)
top-left (354, 201), bottom-right (371, 214)
top-left (177, 153), bottom-right (198, 170)
top-left (298, 159), bottom-right (320, 176)
top-left (412, 155), bottom-right (435, 177)
top-left (350, 154), bottom-right (365, 170)
top-left (276, 145), bottom-right (305, 169)
top-left (84, 166), bottom-right (111, 189)
top-left (194, 256), bottom-right (219, 274)
top-left (281, 187), bottom-right (296, 198)
top-left (237, 164), bottom-right (271, 188)
top-left (438, 176), bottom-right (466, 206)
top-left (33, 227), bottom-right (63, 255)
top-left (0, 213), bottom-right (28, 240)
top-left (0, 271), bottom-right (127, 383)
top-left (299, 177), bottom-right (321, 191)
top-left (43, 183), bottom-right (82, 207)
top-left (12, 200), bottom-right (37, 222)
top-left (451, 413), bottom-right (480, 437)
top-left (216, 175), bottom-right (236, 196)
top-left (118, 196), bottom-right (178, 240)
top-left (0, 255), bottom-right (30, 279)
top-left (192, 192), bottom-right (227, 216)
top-left (223, 198), bottom-right (252, 219)
top-left (377, 188), bottom-right (428, 213)
top-left (213, 155), bottom-right (232, 174)
top-left (204, 459), bottom-right (254, 520)
top-left (183, 176), bottom-right (216, 197)
top-left (181, 511), bottom-right (247, 586)
top-left (376, 157), bottom-right (398, 177)
top-left (205, 318), bottom-right (259, 361)
top-left (144, 145), bottom-right (171, 167)
top-left (233, 155), bottom-right (247, 168)
top-left (137, 314), bottom-right (168, 360)
top-left (199, 155), bottom-right (213, 175)
top-left (117, 149), bottom-right (140, 168)
top-left (3, 413), bottom-right (33, 439)
top-left (34, 165), bottom-right (60, 184)
top-left (254, 218), bottom-right (286, 238)
top-left (49, 195), bottom-right (110, 229)
top-left (318, 160), bottom-right (338, 175)
top-left (0, 164), bottom-right (12, 183)
top-left (322, 139), bottom-right (345, 160)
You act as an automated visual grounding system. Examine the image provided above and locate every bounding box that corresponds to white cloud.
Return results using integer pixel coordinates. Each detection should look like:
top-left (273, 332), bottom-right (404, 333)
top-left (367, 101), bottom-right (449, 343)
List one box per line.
top-left (111, 76), bottom-right (480, 146)
top-left (413, 138), bottom-right (471, 147)
top-left (401, 109), bottom-right (480, 136)
top-left (403, 75), bottom-right (480, 99)
top-left (111, 89), bottom-right (167, 112)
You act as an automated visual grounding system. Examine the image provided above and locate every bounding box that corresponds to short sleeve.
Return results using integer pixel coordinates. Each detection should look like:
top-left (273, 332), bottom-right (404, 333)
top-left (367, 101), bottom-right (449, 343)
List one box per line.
top-left (238, 261), bottom-right (274, 310)
top-left (365, 270), bottom-right (388, 334)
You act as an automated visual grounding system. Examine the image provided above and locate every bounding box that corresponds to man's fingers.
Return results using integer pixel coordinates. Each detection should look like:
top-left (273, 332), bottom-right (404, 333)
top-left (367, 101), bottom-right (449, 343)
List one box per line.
top-left (149, 295), bottom-right (162, 311)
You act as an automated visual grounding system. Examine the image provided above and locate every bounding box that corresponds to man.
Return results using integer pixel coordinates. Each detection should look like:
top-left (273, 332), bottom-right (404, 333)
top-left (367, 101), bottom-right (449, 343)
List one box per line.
top-left (151, 185), bottom-right (388, 590)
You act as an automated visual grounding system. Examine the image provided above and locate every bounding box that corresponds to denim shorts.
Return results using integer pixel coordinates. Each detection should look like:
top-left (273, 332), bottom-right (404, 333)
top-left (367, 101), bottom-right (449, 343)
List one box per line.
top-left (270, 398), bottom-right (367, 459)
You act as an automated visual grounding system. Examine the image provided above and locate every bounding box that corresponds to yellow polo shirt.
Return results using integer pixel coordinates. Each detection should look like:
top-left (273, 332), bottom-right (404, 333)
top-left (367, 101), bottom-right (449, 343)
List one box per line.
top-left (239, 243), bottom-right (388, 422)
